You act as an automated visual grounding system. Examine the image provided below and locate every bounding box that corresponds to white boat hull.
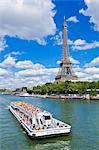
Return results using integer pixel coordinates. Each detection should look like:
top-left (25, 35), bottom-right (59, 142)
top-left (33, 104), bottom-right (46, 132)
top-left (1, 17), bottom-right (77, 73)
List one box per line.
top-left (9, 106), bottom-right (71, 139)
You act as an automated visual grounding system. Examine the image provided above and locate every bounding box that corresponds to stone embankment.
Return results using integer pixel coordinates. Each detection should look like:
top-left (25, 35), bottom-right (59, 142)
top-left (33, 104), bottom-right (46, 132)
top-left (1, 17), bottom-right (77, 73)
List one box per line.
top-left (33, 94), bottom-right (99, 100)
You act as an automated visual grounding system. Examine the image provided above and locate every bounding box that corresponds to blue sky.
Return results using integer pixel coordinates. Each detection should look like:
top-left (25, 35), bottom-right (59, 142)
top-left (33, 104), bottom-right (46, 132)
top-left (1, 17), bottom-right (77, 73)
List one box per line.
top-left (0, 0), bottom-right (99, 89)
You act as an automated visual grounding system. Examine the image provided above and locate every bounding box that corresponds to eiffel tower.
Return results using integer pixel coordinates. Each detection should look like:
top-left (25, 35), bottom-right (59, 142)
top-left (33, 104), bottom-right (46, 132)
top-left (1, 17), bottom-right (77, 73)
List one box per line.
top-left (55, 17), bottom-right (78, 82)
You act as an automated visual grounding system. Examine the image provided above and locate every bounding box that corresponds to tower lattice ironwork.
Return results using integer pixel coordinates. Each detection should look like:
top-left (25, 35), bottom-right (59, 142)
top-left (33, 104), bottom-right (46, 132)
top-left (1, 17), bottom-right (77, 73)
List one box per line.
top-left (55, 17), bottom-right (78, 82)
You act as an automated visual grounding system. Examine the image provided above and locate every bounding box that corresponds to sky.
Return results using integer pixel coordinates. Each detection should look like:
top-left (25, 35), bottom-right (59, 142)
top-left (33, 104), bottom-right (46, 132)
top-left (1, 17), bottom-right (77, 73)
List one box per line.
top-left (0, 0), bottom-right (99, 89)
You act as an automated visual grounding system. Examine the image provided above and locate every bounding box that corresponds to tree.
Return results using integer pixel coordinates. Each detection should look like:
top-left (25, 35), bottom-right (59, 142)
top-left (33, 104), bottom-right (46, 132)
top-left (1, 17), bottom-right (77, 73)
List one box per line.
top-left (31, 81), bottom-right (99, 97)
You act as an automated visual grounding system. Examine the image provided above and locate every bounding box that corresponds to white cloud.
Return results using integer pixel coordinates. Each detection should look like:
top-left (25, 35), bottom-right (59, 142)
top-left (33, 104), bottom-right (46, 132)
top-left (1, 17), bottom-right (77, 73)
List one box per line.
top-left (0, 65), bottom-right (58, 89)
top-left (5, 51), bottom-right (23, 58)
top-left (72, 41), bottom-right (99, 50)
top-left (11, 51), bottom-right (22, 56)
top-left (51, 31), bottom-right (63, 45)
top-left (74, 66), bottom-right (99, 81)
top-left (0, 56), bottom-right (58, 88)
top-left (79, 0), bottom-right (99, 31)
top-left (0, 0), bottom-right (56, 45)
top-left (0, 68), bottom-right (9, 76)
top-left (15, 66), bottom-right (58, 78)
top-left (0, 38), bottom-right (8, 51)
top-left (67, 16), bottom-right (79, 23)
top-left (76, 71), bottom-right (88, 79)
top-left (84, 67), bottom-right (99, 74)
top-left (69, 39), bottom-right (99, 50)
top-left (79, 9), bottom-right (85, 14)
top-left (84, 57), bottom-right (99, 67)
top-left (0, 75), bottom-right (54, 89)
top-left (89, 57), bottom-right (99, 67)
top-left (0, 55), bottom-right (16, 68)
top-left (70, 57), bottom-right (80, 65)
top-left (68, 39), bottom-right (73, 45)
top-left (0, 56), bottom-right (99, 89)
top-left (15, 60), bottom-right (45, 69)
top-left (73, 39), bottom-right (86, 45)
top-left (52, 36), bottom-right (99, 50)
top-left (69, 57), bottom-right (99, 81)
top-left (16, 60), bottom-right (34, 69)
top-left (51, 31), bottom-right (74, 46)
top-left (51, 34), bottom-right (99, 51)
top-left (15, 69), bottom-right (39, 77)
top-left (56, 60), bottom-right (61, 65)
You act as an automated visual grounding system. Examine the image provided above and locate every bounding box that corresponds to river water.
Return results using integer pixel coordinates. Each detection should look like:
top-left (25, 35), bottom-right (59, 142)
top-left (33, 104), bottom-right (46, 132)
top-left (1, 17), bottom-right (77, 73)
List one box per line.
top-left (0, 94), bottom-right (99, 150)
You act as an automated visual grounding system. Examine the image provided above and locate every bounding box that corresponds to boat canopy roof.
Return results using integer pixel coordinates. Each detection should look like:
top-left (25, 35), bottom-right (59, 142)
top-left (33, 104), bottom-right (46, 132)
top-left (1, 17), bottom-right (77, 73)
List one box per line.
top-left (11, 101), bottom-right (51, 116)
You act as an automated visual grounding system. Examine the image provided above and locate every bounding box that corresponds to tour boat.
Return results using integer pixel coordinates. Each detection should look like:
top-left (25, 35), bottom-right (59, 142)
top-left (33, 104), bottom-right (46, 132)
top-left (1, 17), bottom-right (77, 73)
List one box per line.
top-left (9, 101), bottom-right (71, 139)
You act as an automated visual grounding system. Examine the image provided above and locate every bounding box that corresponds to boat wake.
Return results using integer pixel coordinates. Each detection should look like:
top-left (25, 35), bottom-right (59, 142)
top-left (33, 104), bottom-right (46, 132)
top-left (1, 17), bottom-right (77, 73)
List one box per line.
top-left (33, 140), bottom-right (70, 150)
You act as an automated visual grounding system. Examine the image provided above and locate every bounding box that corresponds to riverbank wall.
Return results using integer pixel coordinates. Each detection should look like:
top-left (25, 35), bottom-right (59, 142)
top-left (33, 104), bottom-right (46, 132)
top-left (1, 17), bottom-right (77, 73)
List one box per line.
top-left (32, 94), bottom-right (99, 100)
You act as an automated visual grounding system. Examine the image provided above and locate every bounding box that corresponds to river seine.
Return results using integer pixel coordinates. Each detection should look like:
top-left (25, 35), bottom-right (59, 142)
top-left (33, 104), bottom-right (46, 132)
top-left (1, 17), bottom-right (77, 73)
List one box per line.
top-left (0, 94), bottom-right (99, 150)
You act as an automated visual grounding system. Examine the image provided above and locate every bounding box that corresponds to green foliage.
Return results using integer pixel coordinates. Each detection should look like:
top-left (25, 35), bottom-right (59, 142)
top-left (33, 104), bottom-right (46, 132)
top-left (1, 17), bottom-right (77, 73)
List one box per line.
top-left (0, 89), bottom-right (7, 93)
top-left (1, 81), bottom-right (98, 97)
top-left (31, 81), bottom-right (99, 96)
top-left (90, 89), bottom-right (97, 97)
top-left (0, 88), bottom-right (12, 93)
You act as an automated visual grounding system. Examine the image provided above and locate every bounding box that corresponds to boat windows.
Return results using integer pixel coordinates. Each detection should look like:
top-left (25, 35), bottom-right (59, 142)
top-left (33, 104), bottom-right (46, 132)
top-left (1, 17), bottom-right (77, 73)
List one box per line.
top-left (11, 106), bottom-right (19, 111)
top-left (11, 106), bottom-right (14, 109)
top-left (44, 115), bottom-right (51, 120)
top-left (36, 118), bottom-right (39, 125)
top-left (29, 118), bottom-right (32, 124)
top-left (57, 122), bottom-right (59, 125)
top-left (15, 107), bottom-right (19, 111)
top-left (40, 119), bottom-right (43, 125)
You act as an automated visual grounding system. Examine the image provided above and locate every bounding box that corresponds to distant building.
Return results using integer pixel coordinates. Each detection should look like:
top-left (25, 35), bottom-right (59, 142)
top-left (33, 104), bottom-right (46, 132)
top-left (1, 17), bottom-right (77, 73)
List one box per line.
top-left (55, 17), bottom-right (78, 82)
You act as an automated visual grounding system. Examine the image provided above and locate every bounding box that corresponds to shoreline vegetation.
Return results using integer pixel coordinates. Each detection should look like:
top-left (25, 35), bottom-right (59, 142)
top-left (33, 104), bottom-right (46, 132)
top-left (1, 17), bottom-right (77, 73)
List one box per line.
top-left (0, 81), bottom-right (99, 100)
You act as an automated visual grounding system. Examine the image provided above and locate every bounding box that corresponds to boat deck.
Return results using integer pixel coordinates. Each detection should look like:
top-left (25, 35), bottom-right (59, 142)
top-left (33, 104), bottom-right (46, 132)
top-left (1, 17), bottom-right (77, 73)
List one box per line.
top-left (12, 101), bottom-right (44, 114)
